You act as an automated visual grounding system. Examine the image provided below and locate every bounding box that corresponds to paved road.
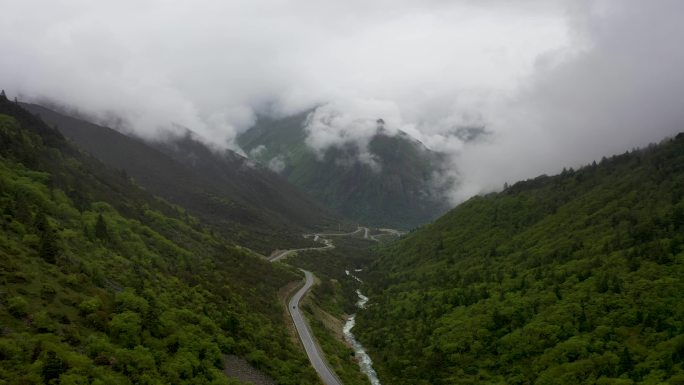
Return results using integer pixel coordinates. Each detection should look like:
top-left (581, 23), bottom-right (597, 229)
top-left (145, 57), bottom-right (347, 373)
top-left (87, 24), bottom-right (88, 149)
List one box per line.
top-left (311, 227), bottom-right (364, 238)
top-left (268, 239), bottom-right (333, 262)
top-left (267, 234), bottom-right (341, 384)
top-left (288, 270), bottom-right (343, 385)
top-left (269, 226), bottom-right (402, 384)
top-left (269, 227), bottom-right (363, 262)
top-left (368, 227), bottom-right (406, 242)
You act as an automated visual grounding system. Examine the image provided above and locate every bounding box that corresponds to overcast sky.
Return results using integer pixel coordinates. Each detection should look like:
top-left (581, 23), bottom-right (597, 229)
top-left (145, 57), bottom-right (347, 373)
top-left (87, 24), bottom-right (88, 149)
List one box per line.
top-left (2, 0), bottom-right (683, 203)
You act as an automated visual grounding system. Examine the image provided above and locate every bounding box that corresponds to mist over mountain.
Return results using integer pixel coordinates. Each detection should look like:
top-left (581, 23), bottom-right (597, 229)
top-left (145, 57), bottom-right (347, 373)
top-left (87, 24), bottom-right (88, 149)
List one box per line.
top-left (238, 111), bottom-right (452, 229)
top-left (3, 1), bottom-right (683, 203)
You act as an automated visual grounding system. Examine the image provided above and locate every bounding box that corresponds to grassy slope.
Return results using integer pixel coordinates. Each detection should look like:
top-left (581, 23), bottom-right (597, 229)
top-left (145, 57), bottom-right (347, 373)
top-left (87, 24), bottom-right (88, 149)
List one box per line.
top-left (0, 98), bottom-right (319, 384)
top-left (356, 136), bottom-right (684, 385)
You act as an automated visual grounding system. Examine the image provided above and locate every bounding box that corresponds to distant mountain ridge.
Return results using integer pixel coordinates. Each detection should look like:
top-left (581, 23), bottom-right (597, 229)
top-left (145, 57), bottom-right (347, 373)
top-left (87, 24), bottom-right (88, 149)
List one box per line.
top-left (20, 102), bottom-right (341, 254)
top-left (238, 112), bottom-right (452, 229)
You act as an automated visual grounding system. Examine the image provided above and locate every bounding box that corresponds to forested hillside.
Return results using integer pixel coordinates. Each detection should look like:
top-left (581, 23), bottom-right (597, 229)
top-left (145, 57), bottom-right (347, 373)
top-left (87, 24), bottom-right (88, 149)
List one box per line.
top-left (356, 135), bottom-right (684, 384)
top-left (21, 103), bottom-right (340, 254)
top-left (0, 95), bottom-right (319, 383)
top-left (238, 114), bottom-right (450, 229)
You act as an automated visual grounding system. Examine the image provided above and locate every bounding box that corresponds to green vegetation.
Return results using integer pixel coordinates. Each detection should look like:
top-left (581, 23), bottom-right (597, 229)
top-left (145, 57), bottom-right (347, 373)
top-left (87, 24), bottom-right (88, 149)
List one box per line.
top-left (300, 300), bottom-right (368, 385)
top-left (356, 136), bottom-right (684, 384)
top-left (238, 113), bottom-right (450, 229)
top-left (0, 98), bottom-right (319, 384)
top-left (292, 237), bottom-right (377, 315)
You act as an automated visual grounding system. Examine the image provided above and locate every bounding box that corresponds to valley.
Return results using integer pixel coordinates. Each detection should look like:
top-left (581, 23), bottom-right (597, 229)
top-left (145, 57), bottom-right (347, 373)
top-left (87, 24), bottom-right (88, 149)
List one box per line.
top-left (268, 226), bottom-right (396, 385)
top-left (3, 2), bottom-right (682, 384)
top-left (1, 95), bottom-right (391, 385)
top-left (2, 92), bottom-right (683, 385)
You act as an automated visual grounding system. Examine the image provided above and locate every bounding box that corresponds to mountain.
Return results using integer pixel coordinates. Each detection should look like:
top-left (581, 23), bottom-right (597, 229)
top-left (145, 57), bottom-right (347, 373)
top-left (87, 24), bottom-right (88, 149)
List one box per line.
top-left (355, 136), bottom-right (684, 384)
top-left (0, 95), bottom-right (320, 383)
top-left (20, 103), bottom-right (341, 254)
top-left (237, 112), bottom-right (451, 229)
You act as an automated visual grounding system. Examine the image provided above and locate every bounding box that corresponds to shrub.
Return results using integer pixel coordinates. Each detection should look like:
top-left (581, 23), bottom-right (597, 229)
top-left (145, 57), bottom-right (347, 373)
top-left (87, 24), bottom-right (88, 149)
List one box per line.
top-left (78, 297), bottom-right (102, 315)
top-left (7, 296), bottom-right (28, 317)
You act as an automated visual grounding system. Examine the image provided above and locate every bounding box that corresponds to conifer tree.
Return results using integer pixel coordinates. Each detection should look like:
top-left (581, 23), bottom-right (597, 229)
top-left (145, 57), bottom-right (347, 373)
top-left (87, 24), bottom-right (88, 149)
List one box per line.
top-left (619, 347), bottom-right (634, 374)
top-left (39, 229), bottom-right (59, 264)
top-left (14, 194), bottom-right (32, 224)
top-left (42, 351), bottom-right (66, 383)
top-left (36, 213), bottom-right (59, 264)
top-left (34, 211), bottom-right (48, 233)
top-left (95, 213), bottom-right (110, 242)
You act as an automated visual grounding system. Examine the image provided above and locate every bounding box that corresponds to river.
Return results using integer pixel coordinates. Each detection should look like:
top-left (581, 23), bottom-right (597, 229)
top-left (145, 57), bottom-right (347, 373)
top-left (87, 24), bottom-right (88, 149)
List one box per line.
top-left (343, 288), bottom-right (381, 385)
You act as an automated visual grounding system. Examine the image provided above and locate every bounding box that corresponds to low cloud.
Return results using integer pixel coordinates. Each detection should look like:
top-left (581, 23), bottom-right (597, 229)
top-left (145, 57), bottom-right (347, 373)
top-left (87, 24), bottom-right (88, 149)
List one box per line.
top-left (1, 0), bottom-right (682, 204)
top-left (303, 100), bottom-right (404, 171)
top-left (302, 0), bottom-right (684, 204)
top-left (267, 155), bottom-right (287, 174)
top-left (450, 0), bottom-right (684, 197)
top-left (249, 144), bottom-right (267, 159)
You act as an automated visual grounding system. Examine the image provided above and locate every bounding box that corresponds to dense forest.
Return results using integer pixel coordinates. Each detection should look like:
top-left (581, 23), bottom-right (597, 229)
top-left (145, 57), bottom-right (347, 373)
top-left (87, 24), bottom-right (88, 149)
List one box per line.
top-left (356, 135), bottom-right (684, 384)
top-left (0, 95), bottom-right (320, 383)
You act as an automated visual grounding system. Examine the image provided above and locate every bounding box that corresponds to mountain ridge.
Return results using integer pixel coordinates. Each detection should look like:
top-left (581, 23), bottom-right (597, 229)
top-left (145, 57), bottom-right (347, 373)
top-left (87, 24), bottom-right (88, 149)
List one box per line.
top-left (20, 102), bottom-right (342, 254)
top-left (238, 112), bottom-right (452, 229)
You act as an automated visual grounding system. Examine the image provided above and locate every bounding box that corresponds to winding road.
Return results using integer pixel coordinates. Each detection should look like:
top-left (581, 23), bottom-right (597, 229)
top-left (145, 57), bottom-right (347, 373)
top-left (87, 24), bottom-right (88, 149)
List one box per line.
top-left (268, 238), bottom-right (333, 262)
top-left (269, 231), bottom-right (347, 385)
top-left (288, 270), bottom-right (343, 385)
top-left (269, 226), bottom-right (402, 385)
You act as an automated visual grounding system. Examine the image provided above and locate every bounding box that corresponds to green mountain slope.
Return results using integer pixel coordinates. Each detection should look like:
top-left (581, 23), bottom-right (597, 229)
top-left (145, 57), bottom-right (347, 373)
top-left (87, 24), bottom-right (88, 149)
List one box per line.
top-left (355, 136), bottom-right (684, 384)
top-left (237, 113), bottom-right (451, 229)
top-left (0, 96), bottom-right (319, 383)
top-left (20, 103), bottom-right (341, 254)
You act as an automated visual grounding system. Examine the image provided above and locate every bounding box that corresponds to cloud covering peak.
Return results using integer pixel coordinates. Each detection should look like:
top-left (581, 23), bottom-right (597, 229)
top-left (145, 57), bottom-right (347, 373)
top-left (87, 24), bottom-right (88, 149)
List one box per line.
top-left (1, 0), bottom-right (682, 203)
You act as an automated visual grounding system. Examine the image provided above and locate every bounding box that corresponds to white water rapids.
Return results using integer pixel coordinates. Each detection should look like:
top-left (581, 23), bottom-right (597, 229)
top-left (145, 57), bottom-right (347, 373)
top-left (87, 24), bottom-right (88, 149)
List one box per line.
top-left (343, 288), bottom-right (381, 385)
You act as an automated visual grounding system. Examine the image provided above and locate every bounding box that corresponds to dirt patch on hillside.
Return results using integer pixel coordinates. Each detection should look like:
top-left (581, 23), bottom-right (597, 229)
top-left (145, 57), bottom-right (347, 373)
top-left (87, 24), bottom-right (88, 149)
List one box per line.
top-left (302, 295), bottom-right (346, 342)
top-left (223, 355), bottom-right (276, 385)
top-left (317, 307), bottom-right (346, 341)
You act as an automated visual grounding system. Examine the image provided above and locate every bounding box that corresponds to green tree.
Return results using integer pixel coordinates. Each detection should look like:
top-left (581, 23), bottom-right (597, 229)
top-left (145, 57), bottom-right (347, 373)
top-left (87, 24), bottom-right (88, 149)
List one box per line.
top-left (13, 193), bottom-right (32, 224)
top-left (618, 347), bottom-right (634, 375)
top-left (94, 213), bottom-right (109, 242)
top-left (7, 296), bottom-right (28, 317)
top-left (109, 311), bottom-right (142, 347)
top-left (34, 211), bottom-right (60, 264)
top-left (39, 229), bottom-right (60, 264)
top-left (42, 351), bottom-right (66, 383)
